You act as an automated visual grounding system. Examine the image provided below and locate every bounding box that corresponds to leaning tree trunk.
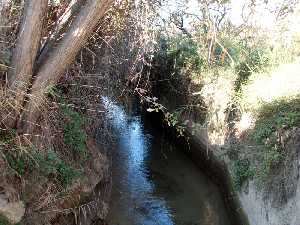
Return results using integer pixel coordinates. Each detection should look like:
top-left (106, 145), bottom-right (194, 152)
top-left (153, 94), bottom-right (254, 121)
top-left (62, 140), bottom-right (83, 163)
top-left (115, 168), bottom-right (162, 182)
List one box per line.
top-left (19, 0), bottom-right (114, 133)
top-left (5, 0), bottom-right (48, 129)
top-left (36, 0), bottom-right (86, 67)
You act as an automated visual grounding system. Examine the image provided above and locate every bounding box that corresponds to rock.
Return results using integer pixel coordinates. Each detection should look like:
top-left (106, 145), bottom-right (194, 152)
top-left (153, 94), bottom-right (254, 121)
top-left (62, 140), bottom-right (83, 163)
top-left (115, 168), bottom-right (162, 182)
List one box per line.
top-left (0, 154), bottom-right (25, 224)
top-left (0, 195), bottom-right (25, 224)
top-left (83, 138), bottom-right (109, 193)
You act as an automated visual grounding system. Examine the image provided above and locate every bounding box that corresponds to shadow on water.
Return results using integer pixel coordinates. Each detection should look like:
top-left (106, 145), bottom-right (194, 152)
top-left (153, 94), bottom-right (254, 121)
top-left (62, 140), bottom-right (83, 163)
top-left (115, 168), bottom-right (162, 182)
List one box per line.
top-left (103, 96), bottom-right (231, 225)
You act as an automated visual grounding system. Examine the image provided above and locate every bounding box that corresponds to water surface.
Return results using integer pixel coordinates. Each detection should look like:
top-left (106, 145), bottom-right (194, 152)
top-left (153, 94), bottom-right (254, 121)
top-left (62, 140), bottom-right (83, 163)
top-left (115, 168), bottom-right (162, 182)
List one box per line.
top-left (103, 97), bottom-right (231, 225)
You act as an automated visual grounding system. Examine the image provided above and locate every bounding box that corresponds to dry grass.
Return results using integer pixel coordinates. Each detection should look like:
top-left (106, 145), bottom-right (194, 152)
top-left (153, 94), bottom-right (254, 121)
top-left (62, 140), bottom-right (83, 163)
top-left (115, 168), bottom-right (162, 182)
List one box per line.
top-left (235, 57), bottom-right (300, 134)
top-left (0, 0), bottom-right (160, 223)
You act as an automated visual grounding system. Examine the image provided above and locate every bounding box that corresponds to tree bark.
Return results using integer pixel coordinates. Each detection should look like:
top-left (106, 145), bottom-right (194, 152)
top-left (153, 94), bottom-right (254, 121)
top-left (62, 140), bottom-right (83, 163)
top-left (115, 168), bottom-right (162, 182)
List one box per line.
top-left (19, 0), bottom-right (113, 133)
top-left (36, 0), bottom-right (86, 68)
top-left (6, 0), bottom-right (48, 128)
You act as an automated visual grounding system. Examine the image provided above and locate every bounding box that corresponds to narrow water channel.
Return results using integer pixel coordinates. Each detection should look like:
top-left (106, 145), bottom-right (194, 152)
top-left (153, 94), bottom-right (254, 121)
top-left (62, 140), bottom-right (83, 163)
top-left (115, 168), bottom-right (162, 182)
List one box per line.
top-left (102, 97), bottom-right (231, 225)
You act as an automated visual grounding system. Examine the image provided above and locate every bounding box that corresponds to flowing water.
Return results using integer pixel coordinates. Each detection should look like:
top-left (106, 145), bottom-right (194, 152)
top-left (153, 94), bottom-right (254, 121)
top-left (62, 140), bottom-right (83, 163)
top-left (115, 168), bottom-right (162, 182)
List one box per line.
top-left (103, 97), bottom-right (231, 225)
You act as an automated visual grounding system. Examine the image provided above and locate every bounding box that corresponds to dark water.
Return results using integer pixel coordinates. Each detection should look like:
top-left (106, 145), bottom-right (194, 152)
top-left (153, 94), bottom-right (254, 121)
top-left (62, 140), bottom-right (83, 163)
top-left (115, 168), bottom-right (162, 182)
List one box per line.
top-left (102, 97), bottom-right (231, 225)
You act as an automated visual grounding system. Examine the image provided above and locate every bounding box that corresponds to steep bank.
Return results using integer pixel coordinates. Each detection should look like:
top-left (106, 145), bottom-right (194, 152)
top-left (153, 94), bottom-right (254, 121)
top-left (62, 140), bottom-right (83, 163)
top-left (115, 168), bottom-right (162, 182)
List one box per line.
top-left (0, 89), bottom-right (112, 225)
top-left (142, 108), bottom-right (249, 225)
top-left (144, 51), bottom-right (300, 225)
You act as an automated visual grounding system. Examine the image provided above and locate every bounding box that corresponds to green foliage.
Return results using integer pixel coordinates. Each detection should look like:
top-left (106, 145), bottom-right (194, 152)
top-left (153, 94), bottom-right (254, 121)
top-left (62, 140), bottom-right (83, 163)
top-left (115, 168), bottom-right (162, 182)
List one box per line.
top-left (258, 147), bottom-right (284, 182)
top-left (4, 150), bottom-right (36, 176)
top-left (4, 150), bottom-right (80, 187)
top-left (165, 35), bottom-right (204, 75)
top-left (0, 215), bottom-right (19, 225)
top-left (5, 154), bottom-right (26, 176)
top-left (231, 96), bottom-right (300, 187)
top-left (61, 104), bottom-right (87, 156)
top-left (250, 95), bottom-right (300, 182)
top-left (46, 86), bottom-right (87, 156)
top-left (164, 111), bottom-right (186, 136)
top-left (250, 48), bottom-right (270, 71)
top-left (34, 150), bottom-right (81, 187)
top-left (0, 215), bottom-right (10, 225)
top-left (159, 33), bottom-right (272, 94)
top-left (45, 85), bottom-right (61, 99)
top-left (49, 0), bottom-right (61, 6)
top-left (57, 161), bottom-right (81, 187)
top-left (234, 43), bottom-right (271, 90)
top-left (232, 159), bottom-right (253, 191)
top-left (33, 150), bottom-right (61, 176)
top-left (252, 96), bottom-right (300, 144)
top-left (213, 39), bottom-right (239, 67)
top-left (145, 96), bottom-right (189, 137)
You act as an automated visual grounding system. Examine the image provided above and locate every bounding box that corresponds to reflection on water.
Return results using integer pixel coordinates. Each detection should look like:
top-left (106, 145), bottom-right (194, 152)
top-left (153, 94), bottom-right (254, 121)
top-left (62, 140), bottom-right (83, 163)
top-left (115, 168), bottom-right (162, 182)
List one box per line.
top-left (103, 97), bottom-right (230, 225)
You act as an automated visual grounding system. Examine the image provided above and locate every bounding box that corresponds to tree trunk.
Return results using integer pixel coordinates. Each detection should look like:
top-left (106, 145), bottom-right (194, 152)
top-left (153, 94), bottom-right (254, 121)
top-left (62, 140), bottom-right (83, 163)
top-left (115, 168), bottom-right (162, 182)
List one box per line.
top-left (5, 0), bottom-right (48, 128)
top-left (19, 0), bottom-right (113, 133)
top-left (36, 0), bottom-right (86, 68)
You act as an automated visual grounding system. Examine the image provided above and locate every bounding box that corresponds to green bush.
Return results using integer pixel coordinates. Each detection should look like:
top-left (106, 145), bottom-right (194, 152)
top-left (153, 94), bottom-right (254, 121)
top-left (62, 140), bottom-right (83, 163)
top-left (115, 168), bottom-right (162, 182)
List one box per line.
top-left (232, 159), bottom-right (253, 191)
top-left (252, 96), bottom-right (300, 143)
top-left (57, 161), bottom-right (81, 187)
top-left (61, 104), bottom-right (87, 156)
top-left (165, 35), bottom-right (205, 74)
top-left (5, 150), bottom-right (81, 187)
top-left (34, 151), bottom-right (81, 187)
top-left (4, 149), bottom-right (36, 176)
top-left (0, 215), bottom-right (10, 225)
top-left (258, 147), bottom-right (284, 182)
top-left (5, 154), bottom-right (26, 176)
top-left (251, 96), bottom-right (300, 182)
top-left (234, 44), bottom-right (270, 90)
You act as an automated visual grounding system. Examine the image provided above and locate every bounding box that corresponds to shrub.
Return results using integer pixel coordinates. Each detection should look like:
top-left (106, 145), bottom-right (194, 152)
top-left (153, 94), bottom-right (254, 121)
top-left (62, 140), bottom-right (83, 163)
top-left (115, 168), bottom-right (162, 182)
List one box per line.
top-left (4, 150), bottom-right (81, 187)
top-left (34, 151), bottom-right (81, 187)
top-left (258, 147), bottom-right (284, 182)
top-left (252, 96), bottom-right (300, 143)
top-left (250, 95), bottom-right (300, 182)
top-left (5, 154), bottom-right (26, 176)
top-left (232, 159), bottom-right (253, 191)
top-left (56, 161), bottom-right (81, 187)
top-left (165, 35), bottom-right (205, 75)
top-left (234, 45), bottom-right (271, 91)
top-left (61, 104), bottom-right (87, 156)
top-left (0, 215), bottom-right (10, 225)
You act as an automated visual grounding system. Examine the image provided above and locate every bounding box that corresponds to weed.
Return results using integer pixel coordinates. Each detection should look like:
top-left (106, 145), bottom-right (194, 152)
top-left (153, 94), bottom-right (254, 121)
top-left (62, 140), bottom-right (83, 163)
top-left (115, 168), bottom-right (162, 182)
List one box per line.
top-left (45, 85), bottom-right (61, 99)
top-left (60, 104), bottom-right (87, 156)
top-left (166, 35), bottom-right (204, 74)
top-left (57, 162), bottom-right (81, 187)
top-left (5, 154), bottom-right (26, 176)
top-left (257, 147), bottom-right (284, 183)
top-left (4, 150), bottom-right (36, 176)
top-left (252, 96), bottom-right (300, 144)
top-left (4, 149), bottom-right (81, 187)
top-left (232, 159), bottom-right (253, 191)
top-left (34, 151), bottom-right (81, 187)
top-left (47, 87), bottom-right (87, 157)
top-left (0, 215), bottom-right (9, 225)
top-left (250, 95), bottom-right (300, 182)
top-left (33, 150), bottom-right (61, 176)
